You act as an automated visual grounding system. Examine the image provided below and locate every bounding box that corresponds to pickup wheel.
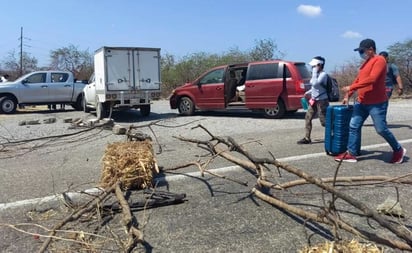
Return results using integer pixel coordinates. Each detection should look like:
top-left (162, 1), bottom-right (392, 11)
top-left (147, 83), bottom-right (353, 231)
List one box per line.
top-left (72, 95), bottom-right (83, 111)
top-left (262, 99), bottom-right (285, 119)
top-left (140, 104), bottom-right (151, 117)
top-left (0, 96), bottom-right (17, 114)
top-left (178, 97), bottom-right (195, 116)
top-left (96, 102), bottom-right (109, 120)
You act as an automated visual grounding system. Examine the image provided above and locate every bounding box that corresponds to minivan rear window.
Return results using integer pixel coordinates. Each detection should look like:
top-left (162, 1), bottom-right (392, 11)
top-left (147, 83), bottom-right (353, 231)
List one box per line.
top-left (295, 63), bottom-right (311, 79)
top-left (247, 63), bottom-right (279, 80)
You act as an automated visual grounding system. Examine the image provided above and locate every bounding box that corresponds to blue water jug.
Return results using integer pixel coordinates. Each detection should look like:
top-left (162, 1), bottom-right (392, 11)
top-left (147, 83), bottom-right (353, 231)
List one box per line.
top-left (301, 97), bottom-right (308, 110)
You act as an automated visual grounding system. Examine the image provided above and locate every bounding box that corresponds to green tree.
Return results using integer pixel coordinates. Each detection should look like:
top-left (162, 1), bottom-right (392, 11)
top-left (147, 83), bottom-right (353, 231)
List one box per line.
top-left (49, 44), bottom-right (93, 81)
top-left (220, 46), bottom-right (250, 63)
top-left (161, 53), bottom-right (179, 95)
top-left (387, 39), bottom-right (412, 91)
top-left (330, 58), bottom-right (361, 96)
top-left (249, 38), bottom-right (285, 61)
top-left (160, 38), bottom-right (285, 97)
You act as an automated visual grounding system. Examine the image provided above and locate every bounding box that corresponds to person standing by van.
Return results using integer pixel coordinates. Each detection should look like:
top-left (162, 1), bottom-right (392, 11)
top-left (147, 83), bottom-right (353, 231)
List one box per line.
top-left (297, 56), bottom-right (329, 144)
top-left (378, 51), bottom-right (404, 98)
top-left (334, 39), bottom-right (406, 163)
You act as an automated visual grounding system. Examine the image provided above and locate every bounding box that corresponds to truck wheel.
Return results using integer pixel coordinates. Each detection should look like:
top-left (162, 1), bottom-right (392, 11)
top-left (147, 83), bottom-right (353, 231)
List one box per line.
top-left (72, 95), bottom-right (83, 111)
top-left (178, 97), bottom-right (194, 116)
top-left (140, 104), bottom-right (151, 117)
top-left (83, 94), bottom-right (91, 113)
top-left (0, 96), bottom-right (17, 114)
top-left (96, 102), bottom-right (109, 120)
top-left (263, 99), bottom-right (285, 119)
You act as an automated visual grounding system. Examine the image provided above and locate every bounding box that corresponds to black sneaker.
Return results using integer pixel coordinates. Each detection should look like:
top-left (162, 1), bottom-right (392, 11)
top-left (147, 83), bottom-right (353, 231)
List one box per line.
top-left (297, 137), bottom-right (311, 144)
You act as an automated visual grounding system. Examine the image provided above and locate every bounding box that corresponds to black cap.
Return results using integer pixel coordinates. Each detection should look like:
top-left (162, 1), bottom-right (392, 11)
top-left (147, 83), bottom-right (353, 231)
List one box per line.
top-left (354, 38), bottom-right (376, 51)
top-left (379, 51), bottom-right (388, 57)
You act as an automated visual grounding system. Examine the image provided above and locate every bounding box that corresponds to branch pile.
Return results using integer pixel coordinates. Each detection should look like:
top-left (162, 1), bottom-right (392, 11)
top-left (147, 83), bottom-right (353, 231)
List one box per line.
top-left (100, 140), bottom-right (159, 190)
top-left (171, 124), bottom-right (412, 252)
top-left (31, 134), bottom-right (184, 253)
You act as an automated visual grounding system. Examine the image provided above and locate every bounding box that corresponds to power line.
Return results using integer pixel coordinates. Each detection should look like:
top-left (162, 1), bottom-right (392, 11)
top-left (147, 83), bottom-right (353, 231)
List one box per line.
top-left (18, 27), bottom-right (32, 75)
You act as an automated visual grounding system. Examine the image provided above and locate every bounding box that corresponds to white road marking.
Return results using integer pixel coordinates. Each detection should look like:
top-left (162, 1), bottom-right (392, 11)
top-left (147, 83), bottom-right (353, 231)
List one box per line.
top-left (1, 139), bottom-right (411, 212)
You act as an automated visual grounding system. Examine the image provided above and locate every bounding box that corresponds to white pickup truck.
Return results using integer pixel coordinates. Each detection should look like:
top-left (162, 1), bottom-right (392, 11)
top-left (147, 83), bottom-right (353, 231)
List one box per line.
top-left (0, 70), bottom-right (86, 114)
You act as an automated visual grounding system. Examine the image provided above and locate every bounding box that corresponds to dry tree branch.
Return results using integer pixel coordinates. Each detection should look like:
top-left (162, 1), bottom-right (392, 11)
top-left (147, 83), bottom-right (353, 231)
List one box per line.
top-left (1, 123), bottom-right (99, 146)
top-left (163, 161), bottom-right (248, 186)
top-left (127, 118), bottom-right (204, 154)
top-left (114, 182), bottom-right (144, 252)
top-left (259, 175), bottom-right (412, 190)
top-left (175, 124), bottom-right (412, 251)
top-left (222, 134), bottom-right (412, 246)
top-left (252, 187), bottom-right (412, 251)
top-left (37, 185), bottom-right (116, 253)
top-left (0, 222), bottom-right (113, 247)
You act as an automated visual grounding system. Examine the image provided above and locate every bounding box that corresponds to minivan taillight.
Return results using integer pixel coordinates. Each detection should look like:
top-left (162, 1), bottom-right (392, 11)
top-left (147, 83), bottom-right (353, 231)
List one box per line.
top-left (295, 80), bottom-right (305, 93)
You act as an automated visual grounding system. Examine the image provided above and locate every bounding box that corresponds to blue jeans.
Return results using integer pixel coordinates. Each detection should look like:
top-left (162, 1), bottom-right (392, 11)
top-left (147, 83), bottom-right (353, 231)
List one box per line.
top-left (348, 101), bottom-right (401, 155)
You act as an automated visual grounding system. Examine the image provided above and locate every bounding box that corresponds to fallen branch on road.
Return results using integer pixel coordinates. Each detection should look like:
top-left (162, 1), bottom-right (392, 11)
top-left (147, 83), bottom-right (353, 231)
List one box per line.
top-left (172, 124), bottom-right (412, 251)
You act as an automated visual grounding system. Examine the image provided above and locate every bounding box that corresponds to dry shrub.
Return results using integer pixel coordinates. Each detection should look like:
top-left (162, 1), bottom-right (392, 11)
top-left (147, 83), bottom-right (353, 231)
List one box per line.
top-left (100, 140), bottom-right (159, 190)
top-left (299, 239), bottom-right (383, 253)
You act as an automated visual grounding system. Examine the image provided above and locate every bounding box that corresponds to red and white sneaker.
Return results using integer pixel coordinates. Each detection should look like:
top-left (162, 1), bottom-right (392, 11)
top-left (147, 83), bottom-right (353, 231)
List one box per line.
top-left (334, 152), bottom-right (357, 163)
top-left (390, 147), bottom-right (406, 164)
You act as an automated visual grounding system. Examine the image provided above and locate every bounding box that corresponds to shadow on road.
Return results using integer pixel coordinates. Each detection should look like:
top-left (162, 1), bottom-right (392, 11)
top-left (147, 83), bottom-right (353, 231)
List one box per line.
top-left (109, 109), bottom-right (306, 124)
top-left (110, 110), bottom-right (178, 123)
top-left (187, 110), bottom-right (306, 120)
top-left (364, 123), bottom-right (412, 130)
top-left (15, 107), bottom-right (74, 115)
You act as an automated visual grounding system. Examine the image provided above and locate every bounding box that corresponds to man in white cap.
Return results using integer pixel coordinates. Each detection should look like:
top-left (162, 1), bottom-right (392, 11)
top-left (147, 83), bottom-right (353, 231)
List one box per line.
top-left (297, 56), bottom-right (329, 144)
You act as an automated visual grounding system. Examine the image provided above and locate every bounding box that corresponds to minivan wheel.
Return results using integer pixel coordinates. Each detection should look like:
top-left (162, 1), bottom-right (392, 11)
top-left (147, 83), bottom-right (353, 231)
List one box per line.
top-left (178, 97), bottom-right (195, 116)
top-left (0, 96), bottom-right (17, 114)
top-left (263, 99), bottom-right (285, 119)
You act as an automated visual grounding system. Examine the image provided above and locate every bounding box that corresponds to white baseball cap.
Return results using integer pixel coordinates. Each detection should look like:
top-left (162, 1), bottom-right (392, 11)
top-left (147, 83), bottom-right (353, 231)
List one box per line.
top-left (308, 58), bottom-right (324, 66)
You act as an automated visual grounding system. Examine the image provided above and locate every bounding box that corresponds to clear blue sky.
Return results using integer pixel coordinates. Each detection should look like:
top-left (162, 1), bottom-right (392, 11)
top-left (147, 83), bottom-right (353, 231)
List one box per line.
top-left (0, 0), bottom-right (411, 72)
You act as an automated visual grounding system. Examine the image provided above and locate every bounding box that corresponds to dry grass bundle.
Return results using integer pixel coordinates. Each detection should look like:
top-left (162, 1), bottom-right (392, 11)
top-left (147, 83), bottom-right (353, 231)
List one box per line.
top-left (299, 239), bottom-right (383, 253)
top-left (100, 140), bottom-right (159, 190)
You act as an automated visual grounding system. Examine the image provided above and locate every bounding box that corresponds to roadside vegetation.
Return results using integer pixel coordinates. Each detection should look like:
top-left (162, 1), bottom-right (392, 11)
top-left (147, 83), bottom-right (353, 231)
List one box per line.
top-left (0, 38), bottom-right (410, 98)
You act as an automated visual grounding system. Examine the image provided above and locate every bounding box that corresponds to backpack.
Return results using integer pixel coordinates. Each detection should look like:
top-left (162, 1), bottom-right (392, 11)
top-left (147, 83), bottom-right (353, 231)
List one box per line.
top-left (387, 64), bottom-right (397, 85)
top-left (323, 74), bottom-right (340, 102)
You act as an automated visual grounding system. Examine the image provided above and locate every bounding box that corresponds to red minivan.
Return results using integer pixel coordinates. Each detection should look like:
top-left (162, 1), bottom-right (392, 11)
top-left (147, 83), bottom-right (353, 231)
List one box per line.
top-left (169, 60), bottom-right (311, 118)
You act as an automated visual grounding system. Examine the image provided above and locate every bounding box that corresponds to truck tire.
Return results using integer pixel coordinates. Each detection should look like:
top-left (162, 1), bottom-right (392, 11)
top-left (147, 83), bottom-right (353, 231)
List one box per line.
top-left (96, 102), bottom-right (109, 120)
top-left (140, 104), bottom-right (151, 117)
top-left (0, 96), bottom-right (17, 114)
top-left (83, 94), bottom-right (91, 113)
top-left (262, 99), bottom-right (285, 119)
top-left (178, 97), bottom-right (195, 116)
top-left (72, 95), bottom-right (83, 111)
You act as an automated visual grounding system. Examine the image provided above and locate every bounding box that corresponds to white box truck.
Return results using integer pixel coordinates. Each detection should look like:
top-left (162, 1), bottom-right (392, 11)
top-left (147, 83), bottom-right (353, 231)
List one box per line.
top-left (83, 46), bottom-right (161, 119)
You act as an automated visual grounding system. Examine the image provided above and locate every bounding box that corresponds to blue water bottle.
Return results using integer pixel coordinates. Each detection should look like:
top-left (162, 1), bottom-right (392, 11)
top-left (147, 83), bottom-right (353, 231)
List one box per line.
top-left (301, 97), bottom-right (308, 110)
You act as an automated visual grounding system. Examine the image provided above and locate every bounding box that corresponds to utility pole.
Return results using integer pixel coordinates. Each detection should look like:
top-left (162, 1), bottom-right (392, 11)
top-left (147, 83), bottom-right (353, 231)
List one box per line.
top-left (20, 27), bottom-right (23, 76)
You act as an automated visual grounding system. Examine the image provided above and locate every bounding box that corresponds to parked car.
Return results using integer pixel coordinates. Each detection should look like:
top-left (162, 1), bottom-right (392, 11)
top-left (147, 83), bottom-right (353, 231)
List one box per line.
top-left (0, 71), bottom-right (86, 114)
top-left (169, 60), bottom-right (311, 119)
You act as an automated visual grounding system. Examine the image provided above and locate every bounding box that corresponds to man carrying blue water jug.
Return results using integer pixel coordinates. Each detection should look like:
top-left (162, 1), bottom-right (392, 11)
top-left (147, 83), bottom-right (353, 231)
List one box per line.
top-left (297, 56), bottom-right (329, 144)
top-left (334, 38), bottom-right (406, 163)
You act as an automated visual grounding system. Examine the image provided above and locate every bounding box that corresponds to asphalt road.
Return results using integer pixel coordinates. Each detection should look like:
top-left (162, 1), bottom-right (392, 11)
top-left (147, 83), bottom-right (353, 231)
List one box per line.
top-left (0, 99), bottom-right (411, 252)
